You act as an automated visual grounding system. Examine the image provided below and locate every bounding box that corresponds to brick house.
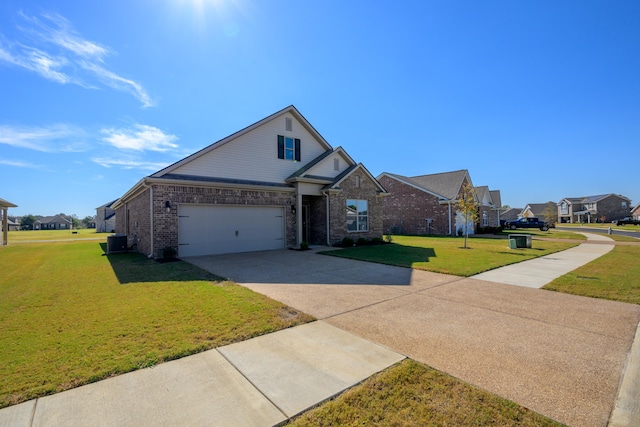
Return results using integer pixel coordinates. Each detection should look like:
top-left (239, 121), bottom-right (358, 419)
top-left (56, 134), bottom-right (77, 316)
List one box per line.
top-left (499, 208), bottom-right (522, 225)
top-left (113, 106), bottom-right (388, 258)
top-left (376, 169), bottom-right (478, 236)
top-left (557, 194), bottom-right (632, 224)
top-left (475, 186), bottom-right (503, 228)
top-left (632, 204), bottom-right (640, 221)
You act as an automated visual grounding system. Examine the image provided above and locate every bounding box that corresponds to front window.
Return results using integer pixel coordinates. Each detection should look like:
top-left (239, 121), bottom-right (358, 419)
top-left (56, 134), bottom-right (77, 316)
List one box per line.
top-left (347, 199), bottom-right (368, 232)
top-left (622, 201), bottom-right (628, 209)
top-left (285, 137), bottom-right (294, 160)
top-left (482, 212), bottom-right (488, 226)
top-left (561, 202), bottom-right (568, 215)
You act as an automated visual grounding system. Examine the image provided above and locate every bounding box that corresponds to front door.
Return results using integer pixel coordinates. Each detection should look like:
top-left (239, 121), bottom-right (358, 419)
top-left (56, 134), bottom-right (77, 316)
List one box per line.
top-left (302, 205), bottom-right (310, 243)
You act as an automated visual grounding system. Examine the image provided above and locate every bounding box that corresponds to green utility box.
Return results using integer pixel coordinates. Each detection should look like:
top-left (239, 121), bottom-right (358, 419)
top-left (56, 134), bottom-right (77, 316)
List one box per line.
top-left (508, 234), bottom-right (531, 249)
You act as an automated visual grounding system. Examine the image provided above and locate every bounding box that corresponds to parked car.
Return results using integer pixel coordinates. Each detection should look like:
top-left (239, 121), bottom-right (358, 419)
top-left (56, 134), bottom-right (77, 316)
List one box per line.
top-left (503, 217), bottom-right (551, 231)
top-left (613, 217), bottom-right (640, 226)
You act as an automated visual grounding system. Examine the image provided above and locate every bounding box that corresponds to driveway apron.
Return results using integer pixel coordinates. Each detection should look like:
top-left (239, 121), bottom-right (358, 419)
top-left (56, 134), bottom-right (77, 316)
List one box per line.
top-left (186, 249), bottom-right (640, 427)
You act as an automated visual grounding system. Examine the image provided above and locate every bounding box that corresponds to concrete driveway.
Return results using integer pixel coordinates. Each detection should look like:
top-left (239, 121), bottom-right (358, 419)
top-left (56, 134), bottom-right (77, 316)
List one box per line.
top-left (186, 249), bottom-right (640, 427)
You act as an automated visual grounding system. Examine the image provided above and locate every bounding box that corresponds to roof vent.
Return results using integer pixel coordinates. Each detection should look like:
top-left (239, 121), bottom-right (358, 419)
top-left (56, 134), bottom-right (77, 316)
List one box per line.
top-left (285, 117), bottom-right (292, 132)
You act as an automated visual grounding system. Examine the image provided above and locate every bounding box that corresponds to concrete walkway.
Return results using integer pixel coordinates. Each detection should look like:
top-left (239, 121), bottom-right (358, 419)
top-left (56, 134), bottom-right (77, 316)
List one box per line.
top-left (471, 232), bottom-right (615, 287)
top-left (185, 237), bottom-right (640, 427)
top-left (2, 233), bottom-right (638, 427)
top-left (0, 322), bottom-right (404, 427)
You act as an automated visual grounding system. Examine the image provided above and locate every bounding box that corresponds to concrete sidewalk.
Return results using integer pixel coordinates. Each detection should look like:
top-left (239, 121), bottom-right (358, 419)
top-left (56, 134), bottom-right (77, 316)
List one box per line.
top-left (471, 232), bottom-right (615, 287)
top-left (187, 237), bottom-right (640, 427)
top-left (0, 322), bottom-right (404, 427)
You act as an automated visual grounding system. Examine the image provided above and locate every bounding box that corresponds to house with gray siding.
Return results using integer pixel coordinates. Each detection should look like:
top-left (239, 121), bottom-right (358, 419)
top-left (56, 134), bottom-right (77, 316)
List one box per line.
top-left (95, 200), bottom-right (117, 233)
top-left (113, 106), bottom-right (388, 258)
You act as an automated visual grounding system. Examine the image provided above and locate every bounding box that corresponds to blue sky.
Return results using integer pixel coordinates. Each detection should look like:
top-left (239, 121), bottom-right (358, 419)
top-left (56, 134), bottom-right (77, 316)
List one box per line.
top-left (1, 0), bottom-right (638, 218)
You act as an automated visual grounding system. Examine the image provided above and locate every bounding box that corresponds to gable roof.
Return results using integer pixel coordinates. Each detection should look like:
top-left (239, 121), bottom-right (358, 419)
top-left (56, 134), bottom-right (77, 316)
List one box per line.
top-left (561, 194), bottom-right (631, 204)
top-left (407, 169), bottom-right (472, 200)
top-left (151, 105), bottom-right (332, 178)
top-left (37, 215), bottom-right (72, 224)
top-left (377, 172), bottom-right (448, 199)
top-left (329, 163), bottom-right (388, 194)
top-left (96, 199), bottom-right (118, 210)
top-left (522, 202), bottom-right (555, 217)
top-left (490, 190), bottom-right (502, 208)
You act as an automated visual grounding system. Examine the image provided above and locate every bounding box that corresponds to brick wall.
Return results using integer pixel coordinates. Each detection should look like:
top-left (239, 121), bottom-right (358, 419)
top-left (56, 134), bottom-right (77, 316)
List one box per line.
top-left (115, 187), bottom-right (152, 256)
top-left (596, 195), bottom-right (631, 222)
top-left (378, 176), bottom-right (452, 235)
top-left (153, 184), bottom-right (295, 258)
top-left (327, 172), bottom-right (384, 245)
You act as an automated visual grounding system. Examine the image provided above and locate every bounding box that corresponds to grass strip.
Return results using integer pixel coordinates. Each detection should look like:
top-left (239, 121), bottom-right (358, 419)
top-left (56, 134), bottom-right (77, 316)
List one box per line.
top-left (287, 359), bottom-right (564, 427)
top-left (0, 241), bottom-right (313, 408)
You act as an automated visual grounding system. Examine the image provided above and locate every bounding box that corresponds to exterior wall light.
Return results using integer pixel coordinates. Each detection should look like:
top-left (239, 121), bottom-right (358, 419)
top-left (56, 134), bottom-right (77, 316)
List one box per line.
top-left (165, 201), bottom-right (171, 213)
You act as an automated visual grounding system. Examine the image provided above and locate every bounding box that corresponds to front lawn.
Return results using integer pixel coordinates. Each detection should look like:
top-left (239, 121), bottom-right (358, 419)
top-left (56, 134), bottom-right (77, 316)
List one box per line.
top-left (8, 229), bottom-right (103, 242)
top-left (0, 241), bottom-right (313, 408)
top-left (321, 235), bottom-right (578, 276)
top-left (544, 244), bottom-right (640, 304)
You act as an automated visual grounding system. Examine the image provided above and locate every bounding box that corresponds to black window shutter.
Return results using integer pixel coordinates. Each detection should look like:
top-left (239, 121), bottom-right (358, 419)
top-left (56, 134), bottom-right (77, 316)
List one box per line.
top-left (277, 135), bottom-right (284, 159)
top-left (294, 138), bottom-right (301, 161)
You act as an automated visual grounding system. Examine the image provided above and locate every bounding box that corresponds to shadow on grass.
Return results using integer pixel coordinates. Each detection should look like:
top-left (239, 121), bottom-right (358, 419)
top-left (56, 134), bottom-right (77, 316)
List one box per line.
top-left (99, 243), bottom-right (224, 285)
top-left (322, 245), bottom-right (436, 268)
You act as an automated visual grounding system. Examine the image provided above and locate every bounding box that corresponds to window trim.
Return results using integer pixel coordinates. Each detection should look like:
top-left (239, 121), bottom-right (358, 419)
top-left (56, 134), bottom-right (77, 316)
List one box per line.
top-left (277, 135), bottom-right (301, 161)
top-left (346, 199), bottom-right (369, 232)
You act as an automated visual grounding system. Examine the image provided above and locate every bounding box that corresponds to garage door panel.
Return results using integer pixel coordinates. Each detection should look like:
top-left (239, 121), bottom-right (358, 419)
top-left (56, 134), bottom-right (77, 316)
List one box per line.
top-left (178, 205), bottom-right (285, 257)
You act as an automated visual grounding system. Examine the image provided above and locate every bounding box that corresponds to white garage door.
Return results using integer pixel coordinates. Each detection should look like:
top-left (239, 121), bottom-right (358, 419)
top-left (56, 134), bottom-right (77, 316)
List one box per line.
top-left (178, 205), bottom-right (285, 257)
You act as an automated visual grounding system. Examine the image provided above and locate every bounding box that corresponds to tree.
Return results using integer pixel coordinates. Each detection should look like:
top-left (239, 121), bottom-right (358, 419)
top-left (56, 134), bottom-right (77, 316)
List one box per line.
top-left (82, 216), bottom-right (94, 228)
top-left (20, 214), bottom-right (37, 230)
top-left (456, 183), bottom-right (479, 249)
top-left (542, 202), bottom-right (557, 227)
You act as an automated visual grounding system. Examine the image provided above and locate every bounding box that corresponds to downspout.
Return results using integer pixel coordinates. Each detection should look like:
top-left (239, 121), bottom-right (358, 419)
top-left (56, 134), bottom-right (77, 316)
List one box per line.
top-left (140, 180), bottom-right (153, 258)
top-left (322, 190), bottom-right (330, 246)
top-left (448, 201), bottom-right (452, 236)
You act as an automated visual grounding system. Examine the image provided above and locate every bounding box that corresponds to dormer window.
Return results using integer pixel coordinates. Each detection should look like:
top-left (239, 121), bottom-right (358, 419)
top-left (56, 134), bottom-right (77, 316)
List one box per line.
top-left (277, 135), bottom-right (301, 161)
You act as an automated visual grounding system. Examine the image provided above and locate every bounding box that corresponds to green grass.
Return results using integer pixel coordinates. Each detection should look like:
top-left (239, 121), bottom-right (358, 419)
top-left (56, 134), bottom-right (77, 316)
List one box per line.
top-left (544, 244), bottom-right (640, 304)
top-left (494, 228), bottom-right (587, 239)
top-left (8, 229), bottom-right (104, 242)
top-left (0, 241), bottom-right (313, 408)
top-left (321, 235), bottom-right (578, 276)
top-left (287, 359), bottom-right (564, 427)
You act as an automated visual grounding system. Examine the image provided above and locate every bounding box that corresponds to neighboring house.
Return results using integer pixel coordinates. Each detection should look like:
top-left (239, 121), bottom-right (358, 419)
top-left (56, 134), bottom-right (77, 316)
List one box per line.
top-left (0, 197), bottom-right (18, 246)
top-left (4, 218), bottom-right (20, 231)
top-left (521, 202), bottom-right (556, 222)
top-left (35, 215), bottom-right (73, 230)
top-left (87, 216), bottom-right (96, 229)
top-left (475, 186), bottom-right (503, 228)
top-left (376, 169), bottom-right (476, 236)
top-left (113, 105), bottom-right (388, 258)
top-left (499, 208), bottom-right (522, 224)
top-left (632, 205), bottom-right (640, 221)
top-left (557, 194), bottom-right (632, 223)
top-left (96, 200), bottom-right (117, 233)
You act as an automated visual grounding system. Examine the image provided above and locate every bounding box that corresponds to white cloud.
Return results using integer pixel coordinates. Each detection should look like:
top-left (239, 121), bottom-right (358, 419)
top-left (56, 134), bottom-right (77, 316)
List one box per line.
top-left (101, 124), bottom-right (178, 152)
top-left (0, 124), bottom-right (87, 152)
top-left (0, 158), bottom-right (39, 168)
top-left (0, 11), bottom-right (153, 107)
top-left (91, 156), bottom-right (170, 171)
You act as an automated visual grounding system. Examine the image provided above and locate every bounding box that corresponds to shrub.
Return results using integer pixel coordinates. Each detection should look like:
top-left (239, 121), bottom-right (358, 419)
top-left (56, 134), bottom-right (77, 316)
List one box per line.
top-left (356, 237), bottom-right (369, 246)
top-left (371, 237), bottom-right (385, 245)
top-left (341, 237), bottom-right (355, 247)
top-left (384, 234), bottom-right (393, 243)
top-left (162, 246), bottom-right (177, 259)
top-left (300, 241), bottom-right (309, 250)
